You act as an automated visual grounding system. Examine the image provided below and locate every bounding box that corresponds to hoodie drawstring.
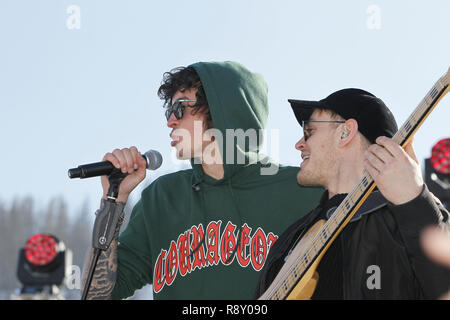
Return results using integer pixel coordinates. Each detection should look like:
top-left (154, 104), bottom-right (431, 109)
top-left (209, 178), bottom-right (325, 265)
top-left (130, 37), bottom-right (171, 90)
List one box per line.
top-left (189, 179), bottom-right (206, 261)
top-left (225, 178), bottom-right (244, 264)
top-left (189, 177), bottom-right (245, 264)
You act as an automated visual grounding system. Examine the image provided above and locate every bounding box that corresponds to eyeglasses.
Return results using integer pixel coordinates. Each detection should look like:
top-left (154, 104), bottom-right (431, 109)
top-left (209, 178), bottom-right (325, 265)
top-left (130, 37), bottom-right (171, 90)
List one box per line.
top-left (165, 99), bottom-right (197, 121)
top-left (301, 120), bottom-right (345, 140)
top-left (301, 120), bottom-right (346, 127)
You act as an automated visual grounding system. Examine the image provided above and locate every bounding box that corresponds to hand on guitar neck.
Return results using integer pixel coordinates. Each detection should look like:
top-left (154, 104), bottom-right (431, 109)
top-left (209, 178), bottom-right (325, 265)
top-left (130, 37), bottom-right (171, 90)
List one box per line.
top-left (363, 135), bottom-right (424, 205)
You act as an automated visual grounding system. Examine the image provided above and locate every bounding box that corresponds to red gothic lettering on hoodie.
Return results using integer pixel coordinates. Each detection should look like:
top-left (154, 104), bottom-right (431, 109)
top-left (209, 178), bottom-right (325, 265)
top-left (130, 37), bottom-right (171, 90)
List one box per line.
top-left (153, 220), bottom-right (278, 293)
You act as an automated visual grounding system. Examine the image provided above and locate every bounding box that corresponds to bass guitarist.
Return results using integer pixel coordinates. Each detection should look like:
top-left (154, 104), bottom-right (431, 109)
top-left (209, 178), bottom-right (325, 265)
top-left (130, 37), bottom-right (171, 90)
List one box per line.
top-left (255, 88), bottom-right (450, 299)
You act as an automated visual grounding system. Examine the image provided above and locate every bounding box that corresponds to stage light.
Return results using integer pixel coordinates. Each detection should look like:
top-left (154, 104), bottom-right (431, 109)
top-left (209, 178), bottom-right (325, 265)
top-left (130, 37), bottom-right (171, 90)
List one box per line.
top-left (430, 138), bottom-right (450, 175)
top-left (25, 234), bottom-right (59, 267)
top-left (425, 138), bottom-right (450, 209)
top-left (15, 233), bottom-right (72, 299)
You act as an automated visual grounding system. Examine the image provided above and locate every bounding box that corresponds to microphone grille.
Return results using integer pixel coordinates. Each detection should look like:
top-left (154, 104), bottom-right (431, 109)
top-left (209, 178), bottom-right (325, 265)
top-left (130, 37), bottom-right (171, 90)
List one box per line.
top-left (144, 150), bottom-right (163, 170)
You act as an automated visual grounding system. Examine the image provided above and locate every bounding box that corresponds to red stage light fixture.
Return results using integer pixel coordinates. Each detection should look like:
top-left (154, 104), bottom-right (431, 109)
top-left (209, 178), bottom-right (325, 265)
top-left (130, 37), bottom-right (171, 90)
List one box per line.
top-left (430, 138), bottom-right (450, 175)
top-left (24, 234), bottom-right (59, 266)
top-left (16, 233), bottom-right (69, 289)
top-left (425, 138), bottom-right (450, 210)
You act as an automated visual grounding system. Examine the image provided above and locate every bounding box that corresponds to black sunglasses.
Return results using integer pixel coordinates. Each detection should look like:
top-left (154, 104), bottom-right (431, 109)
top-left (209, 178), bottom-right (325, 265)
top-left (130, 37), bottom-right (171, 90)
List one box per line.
top-left (165, 99), bottom-right (196, 121)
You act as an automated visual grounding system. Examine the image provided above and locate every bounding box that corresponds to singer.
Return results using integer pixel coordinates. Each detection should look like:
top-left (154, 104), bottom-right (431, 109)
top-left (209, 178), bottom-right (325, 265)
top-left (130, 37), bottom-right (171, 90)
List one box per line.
top-left (81, 61), bottom-right (323, 300)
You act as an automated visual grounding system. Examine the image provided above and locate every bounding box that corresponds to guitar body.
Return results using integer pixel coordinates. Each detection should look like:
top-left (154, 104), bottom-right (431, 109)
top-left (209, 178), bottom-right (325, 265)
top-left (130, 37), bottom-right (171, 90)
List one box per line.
top-left (259, 219), bottom-right (326, 300)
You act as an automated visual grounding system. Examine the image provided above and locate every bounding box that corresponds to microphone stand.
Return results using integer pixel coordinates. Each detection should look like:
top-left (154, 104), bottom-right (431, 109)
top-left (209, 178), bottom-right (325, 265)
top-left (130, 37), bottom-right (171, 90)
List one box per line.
top-left (81, 169), bottom-right (127, 300)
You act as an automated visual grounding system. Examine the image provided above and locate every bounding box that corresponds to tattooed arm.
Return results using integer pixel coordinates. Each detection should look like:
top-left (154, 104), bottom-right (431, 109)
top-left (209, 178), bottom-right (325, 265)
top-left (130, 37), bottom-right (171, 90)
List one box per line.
top-left (81, 201), bottom-right (125, 300)
top-left (81, 147), bottom-right (147, 299)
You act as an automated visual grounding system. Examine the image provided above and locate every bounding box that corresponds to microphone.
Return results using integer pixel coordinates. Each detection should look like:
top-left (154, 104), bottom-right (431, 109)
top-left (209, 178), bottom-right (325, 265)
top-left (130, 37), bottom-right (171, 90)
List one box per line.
top-left (68, 150), bottom-right (163, 179)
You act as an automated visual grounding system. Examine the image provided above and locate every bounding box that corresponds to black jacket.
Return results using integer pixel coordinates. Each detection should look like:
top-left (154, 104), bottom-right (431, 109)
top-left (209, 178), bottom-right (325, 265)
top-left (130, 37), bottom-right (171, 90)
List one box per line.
top-left (255, 185), bottom-right (450, 299)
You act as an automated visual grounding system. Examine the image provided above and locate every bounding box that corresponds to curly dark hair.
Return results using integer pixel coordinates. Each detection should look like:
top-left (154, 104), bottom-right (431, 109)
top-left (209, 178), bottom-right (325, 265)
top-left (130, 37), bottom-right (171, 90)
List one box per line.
top-left (157, 66), bottom-right (213, 129)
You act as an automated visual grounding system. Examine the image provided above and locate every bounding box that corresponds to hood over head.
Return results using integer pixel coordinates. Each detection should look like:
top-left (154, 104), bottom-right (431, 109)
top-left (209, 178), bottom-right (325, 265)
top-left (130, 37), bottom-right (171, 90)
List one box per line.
top-left (189, 61), bottom-right (269, 184)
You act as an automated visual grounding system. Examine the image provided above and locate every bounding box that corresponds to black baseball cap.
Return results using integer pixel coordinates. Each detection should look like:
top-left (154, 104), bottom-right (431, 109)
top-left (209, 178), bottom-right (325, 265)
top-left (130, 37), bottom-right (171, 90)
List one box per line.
top-left (288, 88), bottom-right (398, 144)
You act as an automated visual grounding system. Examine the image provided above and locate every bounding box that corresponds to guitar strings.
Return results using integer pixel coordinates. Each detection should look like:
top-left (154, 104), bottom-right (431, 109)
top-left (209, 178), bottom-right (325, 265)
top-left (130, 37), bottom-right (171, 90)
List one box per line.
top-left (267, 172), bottom-right (374, 299)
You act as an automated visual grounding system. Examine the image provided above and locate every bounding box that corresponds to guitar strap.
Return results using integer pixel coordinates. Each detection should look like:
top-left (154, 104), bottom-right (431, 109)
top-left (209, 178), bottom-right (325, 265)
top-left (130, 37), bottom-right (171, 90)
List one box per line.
top-left (326, 190), bottom-right (388, 223)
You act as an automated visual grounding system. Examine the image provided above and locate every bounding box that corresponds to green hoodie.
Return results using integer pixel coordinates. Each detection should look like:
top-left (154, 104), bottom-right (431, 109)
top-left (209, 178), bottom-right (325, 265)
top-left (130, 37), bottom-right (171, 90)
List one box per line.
top-left (111, 61), bottom-right (322, 300)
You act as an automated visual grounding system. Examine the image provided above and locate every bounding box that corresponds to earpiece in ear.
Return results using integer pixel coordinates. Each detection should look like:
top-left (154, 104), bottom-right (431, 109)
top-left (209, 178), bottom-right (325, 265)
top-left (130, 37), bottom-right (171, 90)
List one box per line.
top-left (341, 130), bottom-right (349, 139)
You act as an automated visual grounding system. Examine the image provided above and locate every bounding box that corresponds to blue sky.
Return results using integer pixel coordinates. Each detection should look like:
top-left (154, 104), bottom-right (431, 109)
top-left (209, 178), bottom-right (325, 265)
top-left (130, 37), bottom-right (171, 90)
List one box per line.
top-left (0, 0), bottom-right (449, 217)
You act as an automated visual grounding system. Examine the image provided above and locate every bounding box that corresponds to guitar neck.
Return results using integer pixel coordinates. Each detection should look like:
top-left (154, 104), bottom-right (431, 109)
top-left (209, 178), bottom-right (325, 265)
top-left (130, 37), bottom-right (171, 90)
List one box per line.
top-left (394, 73), bottom-right (449, 147)
top-left (267, 68), bottom-right (449, 300)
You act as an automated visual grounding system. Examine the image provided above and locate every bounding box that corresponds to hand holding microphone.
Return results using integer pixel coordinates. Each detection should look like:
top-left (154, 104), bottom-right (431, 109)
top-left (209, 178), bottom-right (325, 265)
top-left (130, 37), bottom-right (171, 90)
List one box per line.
top-left (73, 147), bottom-right (163, 299)
top-left (68, 147), bottom-right (162, 203)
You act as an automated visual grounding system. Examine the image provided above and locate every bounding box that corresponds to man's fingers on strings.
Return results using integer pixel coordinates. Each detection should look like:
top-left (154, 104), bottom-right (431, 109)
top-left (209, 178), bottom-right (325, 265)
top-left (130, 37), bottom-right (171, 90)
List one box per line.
top-left (364, 149), bottom-right (385, 170)
top-left (366, 144), bottom-right (392, 165)
top-left (364, 159), bottom-right (380, 179)
top-left (375, 136), bottom-right (403, 159)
